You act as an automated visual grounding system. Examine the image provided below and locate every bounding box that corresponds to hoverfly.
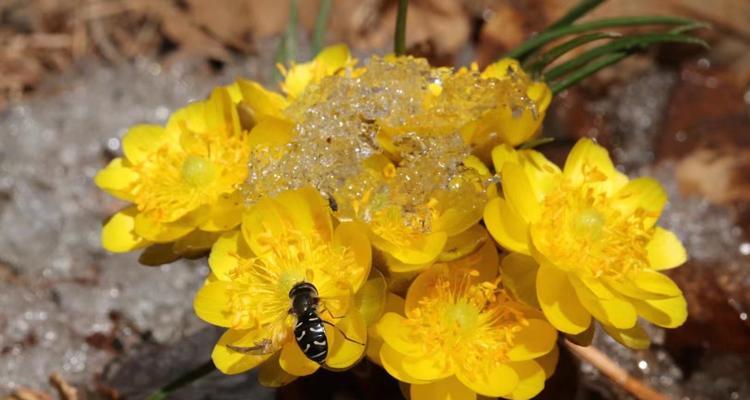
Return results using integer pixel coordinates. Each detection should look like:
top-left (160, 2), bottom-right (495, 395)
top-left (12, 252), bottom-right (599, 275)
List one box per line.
top-left (227, 281), bottom-right (362, 364)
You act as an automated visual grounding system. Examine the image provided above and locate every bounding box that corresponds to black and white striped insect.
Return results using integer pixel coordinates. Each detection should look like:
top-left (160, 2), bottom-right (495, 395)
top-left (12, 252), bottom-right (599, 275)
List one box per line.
top-left (289, 282), bottom-right (329, 363)
top-left (227, 281), bottom-right (363, 364)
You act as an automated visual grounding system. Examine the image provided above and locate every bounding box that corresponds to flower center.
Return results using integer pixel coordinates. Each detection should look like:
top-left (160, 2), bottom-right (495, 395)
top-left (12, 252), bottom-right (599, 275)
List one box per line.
top-left (573, 208), bottom-right (605, 240)
top-left (534, 172), bottom-right (653, 278)
top-left (181, 155), bottom-right (216, 186)
top-left (444, 300), bottom-right (480, 333)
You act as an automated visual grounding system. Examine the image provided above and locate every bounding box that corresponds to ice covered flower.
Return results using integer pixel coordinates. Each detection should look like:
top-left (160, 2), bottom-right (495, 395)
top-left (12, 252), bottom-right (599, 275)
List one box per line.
top-left (193, 187), bottom-right (372, 379)
top-left (484, 138), bottom-right (688, 348)
top-left (95, 87), bottom-right (252, 254)
top-left (279, 44), bottom-right (358, 99)
top-left (376, 258), bottom-right (558, 400)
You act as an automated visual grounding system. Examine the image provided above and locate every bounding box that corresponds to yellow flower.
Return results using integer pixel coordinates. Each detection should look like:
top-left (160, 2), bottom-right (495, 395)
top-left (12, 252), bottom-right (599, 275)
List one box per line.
top-left (280, 44), bottom-right (357, 99)
top-left (336, 154), bottom-right (486, 270)
top-left (376, 258), bottom-right (558, 400)
top-left (95, 87), bottom-right (252, 253)
top-left (468, 59), bottom-right (552, 153)
top-left (193, 187), bottom-right (372, 378)
top-left (484, 138), bottom-right (688, 347)
top-left (374, 58), bottom-right (550, 161)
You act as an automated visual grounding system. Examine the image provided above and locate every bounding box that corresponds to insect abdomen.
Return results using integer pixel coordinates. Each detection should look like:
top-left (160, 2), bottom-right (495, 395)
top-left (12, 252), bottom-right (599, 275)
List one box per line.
top-left (294, 309), bottom-right (328, 363)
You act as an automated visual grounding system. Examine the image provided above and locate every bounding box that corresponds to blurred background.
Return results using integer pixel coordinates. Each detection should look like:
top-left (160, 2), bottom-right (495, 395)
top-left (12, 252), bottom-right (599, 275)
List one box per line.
top-left (0, 0), bottom-right (749, 399)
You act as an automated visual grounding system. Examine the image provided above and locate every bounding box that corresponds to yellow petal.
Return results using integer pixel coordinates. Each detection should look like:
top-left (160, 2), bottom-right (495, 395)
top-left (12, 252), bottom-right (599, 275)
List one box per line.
top-left (354, 270), bottom-right (388, 326)
top-left (334, 221), bottom-right (372, 291)
top-left (507, 360), bottom-right (546, 400)
top-left (376, 312), bottom-right (422, 356)
top-left (445, 239), bottom-right (499, 284)
top-left (248, 117), bottom-right (295, 148)
top-left (276, 187), bottom-right (334, 242)
top-left (134, 212), bottom-right (196, 242)
top-left (94, 158), bottom-right (138, 201)
top-left (647, 228), bottom-right (687, 270)
top-left (632, 295), bottom-right (687, 328)
top-left (212, 328), bottom-right (273, 375)
top-left (204, 86), bottom-right (241, 136)
top-left (122, 124), bottom-right (165, 164)
top-left (279, 341), bottom-right (320, 376)
top-left (258, 353), bottom-right (297, 387)
top-left (200, 191), bottom-right (244, 232)
top-left (438, 223), bottom-right (487, 264)
top-left (536, 346), bottom-right (559, 380)
top-left (373, 231), bottom-right (448, 266)
top-left (101, 207), bottom-right (149, 253)
top-left (193, 280), bottom-right (233, 328)
top-left (569, 275), bottom-right (637, 329)
top-left (602, 323), bottom-right (651, 350)
top-left (500, 253), bottom-right (540, 307)
top-left (565, 322), bottom-right (596, 346)
top-left (382, 251), bottom-right (433, 274)
top-left (367, 294), bottom-right (405, 367)
top-left (507, 319), bottom-right (558, 361)
top-left (326, 311), bottom-right (367, 370)
top-left (237, 79), bottom-right (288, 120)
top-left (482, 58), bottom-right (521, 79)
top-left (563, 138), bottom-right (619, 186)
top-left (491, 143), bottom-right (521, 172)
top-left (456, 362), bottom-right (519, 397)
top-left (208, 230), bottom-right (253, 281)
top-left (633, 270), bottom-right (682, 297)
top-left (615, 177), bottom-right (667, 226)
top-left (314, 44), bottom-right (351, 71)
top-left (484, 197), bottom-right (530, 254)
top-left (502, 162), bottom-right (542, 222)
top-left (379, 344), bottom-right (432, 385)
top-left (536, 264), bottom-right (591, 334)
top-left (411, 377), bottom-right (476, 400)
top-left (519, 149), bottom-right (561, 199)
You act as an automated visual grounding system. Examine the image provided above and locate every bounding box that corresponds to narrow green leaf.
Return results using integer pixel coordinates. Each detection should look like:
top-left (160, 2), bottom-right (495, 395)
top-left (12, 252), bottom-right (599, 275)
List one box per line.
top-left (550, 51), bottom-right (628, 94)
top-left (548, 0), bottom-right (606, 30)
top-left (525, 32), bottom-right (621, 75)
top-left (518, 137), bottom-right (556, 149)
top-left (545, 32), bottom-right (708, 81)
top-left (273, 0), bottom-right (299, 82)
top-left (312, 0), bottom-right (333, 56)
top-left (504, 15), bottom-right (697, 61)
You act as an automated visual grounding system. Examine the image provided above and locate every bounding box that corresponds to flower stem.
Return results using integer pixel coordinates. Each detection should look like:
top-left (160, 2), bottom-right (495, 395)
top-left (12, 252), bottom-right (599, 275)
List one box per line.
top-left (547, 0), bottom-right (606, 30)
top-left (504, 15), bottom-right (696, 61)
top-left (311, 0), bottom-right (333, 56)
top-left (394, 0), bottom-right (409, 56)
top-left (145, 360), bottom-right (216, 400)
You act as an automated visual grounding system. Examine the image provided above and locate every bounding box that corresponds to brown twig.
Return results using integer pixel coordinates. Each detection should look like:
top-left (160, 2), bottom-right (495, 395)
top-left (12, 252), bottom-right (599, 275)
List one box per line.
top-left (565, 340), bottom-right (670, 400)
top-left (49, 373), bottom-right (78, 400)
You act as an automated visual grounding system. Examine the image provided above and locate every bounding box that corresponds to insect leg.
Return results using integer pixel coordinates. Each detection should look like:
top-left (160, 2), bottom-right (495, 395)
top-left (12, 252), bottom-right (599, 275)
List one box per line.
top-left (321, 320), bottom-right (365, 346)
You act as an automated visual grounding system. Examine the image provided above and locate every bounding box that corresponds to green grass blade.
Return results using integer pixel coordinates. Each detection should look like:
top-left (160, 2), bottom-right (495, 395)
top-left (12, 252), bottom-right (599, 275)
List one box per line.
top-left (312, 0), bottom-right (333, 56)
top-left (550, 51), bottom-right (628, 94)
top-left (525, 32), bottom-right (620, 75)
top-left (504, 15), bottom-right (697, 60)
top-left (545, 32), bottom-right (708, 81)
top-left (548, 0), bottom-right (606, 30)
top-left (394, 0), bottom-right (409, 55)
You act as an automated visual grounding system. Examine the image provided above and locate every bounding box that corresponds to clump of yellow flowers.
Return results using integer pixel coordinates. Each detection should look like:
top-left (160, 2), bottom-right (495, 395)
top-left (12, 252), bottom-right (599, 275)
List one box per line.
top-left (95, 45), bottom-right (687, 399)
